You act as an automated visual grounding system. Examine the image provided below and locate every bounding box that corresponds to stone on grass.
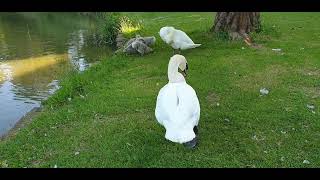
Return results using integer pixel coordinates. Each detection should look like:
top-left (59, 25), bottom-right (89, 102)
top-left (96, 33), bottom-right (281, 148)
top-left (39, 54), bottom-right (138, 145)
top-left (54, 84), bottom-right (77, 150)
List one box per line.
top-left (260, 88), bottom-right (269, 95)
top-left (303, 160), bottom-right (310, 164)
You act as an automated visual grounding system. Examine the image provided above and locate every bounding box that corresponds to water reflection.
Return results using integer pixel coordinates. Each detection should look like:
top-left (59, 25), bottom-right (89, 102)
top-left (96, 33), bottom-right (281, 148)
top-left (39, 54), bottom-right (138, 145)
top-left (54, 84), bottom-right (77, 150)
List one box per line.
top-left (0, 12), bottom-right (111, 136)
top-left (0, 54), bottom-right (69, 134)
top-left (68, 30), bottom-right (89, 71)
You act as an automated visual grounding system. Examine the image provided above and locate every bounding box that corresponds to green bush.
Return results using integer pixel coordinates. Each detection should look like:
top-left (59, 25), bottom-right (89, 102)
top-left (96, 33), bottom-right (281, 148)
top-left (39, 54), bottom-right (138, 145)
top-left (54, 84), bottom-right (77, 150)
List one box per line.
top-left (102, 13), bottom-right (121, 46)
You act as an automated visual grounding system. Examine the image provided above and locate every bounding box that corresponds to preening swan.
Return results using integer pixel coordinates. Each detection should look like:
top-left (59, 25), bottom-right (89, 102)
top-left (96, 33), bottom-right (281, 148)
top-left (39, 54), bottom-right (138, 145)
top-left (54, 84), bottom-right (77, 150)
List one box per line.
top-left (159, 26), bottom-right (201, 54)
top-left (155, 54), bottom-right (200, 148)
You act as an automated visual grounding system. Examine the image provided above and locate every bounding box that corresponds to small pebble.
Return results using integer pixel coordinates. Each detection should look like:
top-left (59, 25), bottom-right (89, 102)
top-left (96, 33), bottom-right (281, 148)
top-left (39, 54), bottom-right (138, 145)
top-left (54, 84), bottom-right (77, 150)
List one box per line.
top-left (216, 103), bottom-right (220, 106)
top-left (54, 165), bottom-right (58, 168)
top-left (260, 88), bottom-right (269, 95)
top-left (307, 104), bottom-right (315, 110)
top-left (303, 160), bottom-right (310, 164)
top-left (241, 47), bottom-right (245, 50)
top-left (252, 135), bottom-right (258, 140)
top-left (272, 48), bottom-right (282, 52)
top-left (75, 152), bottom-right (80, 156)
top-left (67, 98), bottom-right (71, 101)
top-left (224, 118), bottom-right (230, 122)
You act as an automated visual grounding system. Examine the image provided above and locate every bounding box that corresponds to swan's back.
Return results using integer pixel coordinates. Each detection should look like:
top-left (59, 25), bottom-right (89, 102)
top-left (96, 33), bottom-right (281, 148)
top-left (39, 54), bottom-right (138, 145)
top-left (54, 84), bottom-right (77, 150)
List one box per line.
top-left (155, 82), bottom-right (200, 143)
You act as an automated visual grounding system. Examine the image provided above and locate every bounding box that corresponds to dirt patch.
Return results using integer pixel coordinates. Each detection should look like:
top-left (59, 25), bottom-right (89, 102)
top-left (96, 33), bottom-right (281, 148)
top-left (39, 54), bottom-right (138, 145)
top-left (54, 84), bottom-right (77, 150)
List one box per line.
top-left (301, 69), bottom-right (320, 77)
top-left (236, 65), bottom-right (288, 91)
top-left (206, 91), bottom-right (220, 106)
top-left (301, 86), bottom-right (320, 99)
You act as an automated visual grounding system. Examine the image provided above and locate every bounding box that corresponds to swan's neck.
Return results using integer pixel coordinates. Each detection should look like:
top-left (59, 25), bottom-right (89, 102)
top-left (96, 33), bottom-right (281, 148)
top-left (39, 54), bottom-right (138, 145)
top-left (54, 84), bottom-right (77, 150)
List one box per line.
top-left (168, 60), bottom-right (185, 83)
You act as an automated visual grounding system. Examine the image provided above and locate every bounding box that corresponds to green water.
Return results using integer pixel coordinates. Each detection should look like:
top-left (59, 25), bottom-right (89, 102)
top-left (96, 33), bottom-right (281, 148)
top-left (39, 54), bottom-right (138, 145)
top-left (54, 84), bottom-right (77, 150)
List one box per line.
top-left (0, 12), bottom-right (111, 136)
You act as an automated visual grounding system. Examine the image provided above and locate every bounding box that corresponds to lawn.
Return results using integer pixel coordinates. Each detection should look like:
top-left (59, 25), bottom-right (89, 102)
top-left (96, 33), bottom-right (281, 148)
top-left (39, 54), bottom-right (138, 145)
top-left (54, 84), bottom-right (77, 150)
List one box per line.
top-left (0, 12), bottom-right (319, 168)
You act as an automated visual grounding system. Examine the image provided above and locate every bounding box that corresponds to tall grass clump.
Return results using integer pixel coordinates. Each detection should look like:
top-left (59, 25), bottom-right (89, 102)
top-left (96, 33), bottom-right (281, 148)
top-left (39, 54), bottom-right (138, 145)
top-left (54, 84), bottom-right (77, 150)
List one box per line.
top-left (117, 16), bottom-right (142, 38)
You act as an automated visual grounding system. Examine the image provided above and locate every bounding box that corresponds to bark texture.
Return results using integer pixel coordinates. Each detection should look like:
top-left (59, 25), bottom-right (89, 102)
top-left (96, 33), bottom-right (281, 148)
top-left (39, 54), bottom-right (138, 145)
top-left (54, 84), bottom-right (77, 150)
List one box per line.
top-left (211, 12), bottom-right (261, 45)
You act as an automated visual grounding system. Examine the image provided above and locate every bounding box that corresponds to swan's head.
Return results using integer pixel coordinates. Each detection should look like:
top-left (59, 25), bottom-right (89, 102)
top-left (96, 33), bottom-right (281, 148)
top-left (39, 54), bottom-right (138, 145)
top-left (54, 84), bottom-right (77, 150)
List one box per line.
top-left (177, 55), bottom-right (188, 78)
top-left (168, 54), bottom-right (189, 82)
top-left (159, 26), bottom-right (175, 43)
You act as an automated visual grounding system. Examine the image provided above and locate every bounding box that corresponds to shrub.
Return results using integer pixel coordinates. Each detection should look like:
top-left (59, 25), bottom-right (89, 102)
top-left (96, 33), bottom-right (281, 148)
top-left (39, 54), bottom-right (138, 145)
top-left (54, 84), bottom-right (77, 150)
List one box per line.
top-left (102, 13), bottom-right (121, 46)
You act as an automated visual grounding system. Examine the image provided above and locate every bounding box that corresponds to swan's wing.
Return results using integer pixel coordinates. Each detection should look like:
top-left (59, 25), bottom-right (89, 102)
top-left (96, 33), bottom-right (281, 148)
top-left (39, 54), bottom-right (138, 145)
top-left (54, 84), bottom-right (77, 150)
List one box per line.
top-left (174, 30), bottom-right (195, 44)
top-left (155, 84), bottom-right (178, 126)
top-left (175, 83), bottom-right (200, 127)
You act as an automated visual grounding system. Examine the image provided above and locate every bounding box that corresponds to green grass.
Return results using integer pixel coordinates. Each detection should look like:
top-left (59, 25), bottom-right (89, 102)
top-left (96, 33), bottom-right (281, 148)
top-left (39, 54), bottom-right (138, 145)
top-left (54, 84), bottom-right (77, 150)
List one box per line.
top-left (0, 12), bottom-right (320, 168)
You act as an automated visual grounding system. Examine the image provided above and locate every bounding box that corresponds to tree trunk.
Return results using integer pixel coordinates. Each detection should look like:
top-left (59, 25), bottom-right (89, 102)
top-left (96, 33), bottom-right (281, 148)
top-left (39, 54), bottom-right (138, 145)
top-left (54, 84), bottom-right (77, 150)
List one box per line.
top-left (211, 12), bottom-right (261, 45)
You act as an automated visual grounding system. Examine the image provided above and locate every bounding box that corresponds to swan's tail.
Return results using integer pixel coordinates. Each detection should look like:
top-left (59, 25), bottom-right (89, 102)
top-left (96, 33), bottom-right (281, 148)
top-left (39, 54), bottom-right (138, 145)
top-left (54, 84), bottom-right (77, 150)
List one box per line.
top-left (182, 43), bottom-right (201, 50)
top-left (191, 44), bottom-right (201, 48)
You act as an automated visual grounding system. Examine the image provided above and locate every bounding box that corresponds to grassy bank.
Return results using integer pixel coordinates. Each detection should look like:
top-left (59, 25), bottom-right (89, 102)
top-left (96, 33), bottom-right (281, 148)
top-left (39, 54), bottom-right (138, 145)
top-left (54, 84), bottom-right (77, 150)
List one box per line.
top-left (0, 12), bottom-right (319, 167)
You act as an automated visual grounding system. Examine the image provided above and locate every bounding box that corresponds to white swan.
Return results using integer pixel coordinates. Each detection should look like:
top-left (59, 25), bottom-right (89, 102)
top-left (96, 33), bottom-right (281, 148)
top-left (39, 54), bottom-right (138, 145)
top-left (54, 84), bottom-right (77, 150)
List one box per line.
top-left (155, 54), bottom-right (200, 148)
top-left (159, 26), bottom-right (201, 54)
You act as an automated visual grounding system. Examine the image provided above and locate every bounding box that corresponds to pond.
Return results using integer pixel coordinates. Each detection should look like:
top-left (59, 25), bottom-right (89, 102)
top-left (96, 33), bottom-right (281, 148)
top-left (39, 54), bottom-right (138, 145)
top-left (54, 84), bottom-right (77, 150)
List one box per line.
top-left (0, 12), bottom-right (111, 137)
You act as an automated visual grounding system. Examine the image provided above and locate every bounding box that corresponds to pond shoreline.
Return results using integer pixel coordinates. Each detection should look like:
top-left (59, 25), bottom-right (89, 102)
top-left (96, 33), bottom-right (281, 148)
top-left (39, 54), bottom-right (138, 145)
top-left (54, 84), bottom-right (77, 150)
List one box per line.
top-left (0, 106), bottom-right (42, 141)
